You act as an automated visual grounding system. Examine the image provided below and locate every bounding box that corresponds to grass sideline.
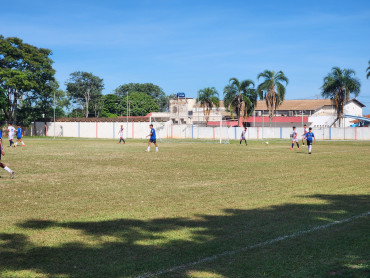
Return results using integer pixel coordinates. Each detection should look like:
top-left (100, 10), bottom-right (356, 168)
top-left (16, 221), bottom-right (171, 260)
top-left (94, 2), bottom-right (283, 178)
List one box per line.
top-left (0, 139), bottom-right (369, 277)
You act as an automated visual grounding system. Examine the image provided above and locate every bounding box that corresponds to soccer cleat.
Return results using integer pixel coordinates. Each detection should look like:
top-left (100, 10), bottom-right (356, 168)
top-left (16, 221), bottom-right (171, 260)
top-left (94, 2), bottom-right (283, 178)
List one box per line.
top-left (308, 152), bottom-right (311, 154)
top-left (10, 171), bottom-right (14, 179)
top-left (289, 148), bottom-right (293, 150)
top-left (297, 148), bottom-right (300, 150)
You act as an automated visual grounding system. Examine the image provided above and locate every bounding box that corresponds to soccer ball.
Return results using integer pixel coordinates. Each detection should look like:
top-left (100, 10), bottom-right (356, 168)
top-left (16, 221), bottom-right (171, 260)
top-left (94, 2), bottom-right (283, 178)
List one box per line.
top-left (265, 141), bottom-right (269, 144)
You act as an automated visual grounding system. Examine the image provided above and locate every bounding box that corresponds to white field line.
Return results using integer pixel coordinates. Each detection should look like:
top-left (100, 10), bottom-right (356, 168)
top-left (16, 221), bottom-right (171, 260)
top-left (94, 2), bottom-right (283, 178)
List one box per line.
top-left (136, 211), bottom-right (370, 278)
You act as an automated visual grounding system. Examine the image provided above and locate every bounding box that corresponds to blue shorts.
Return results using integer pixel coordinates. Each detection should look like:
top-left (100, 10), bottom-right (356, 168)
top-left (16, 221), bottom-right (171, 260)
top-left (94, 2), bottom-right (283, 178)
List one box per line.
top-left (17, 136), bottom-right (22, 140)
top-left (306, 140), bottom-right (313, 146)
top-left (149, 139), bottom-right (156, 143)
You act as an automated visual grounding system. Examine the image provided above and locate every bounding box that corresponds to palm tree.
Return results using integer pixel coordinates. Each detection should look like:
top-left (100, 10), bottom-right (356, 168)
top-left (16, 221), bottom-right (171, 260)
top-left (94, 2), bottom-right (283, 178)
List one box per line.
top-left (196, 87), bottom-right (220, 125)
top-left (367, 61), bottom-right (370, 79)
top-left (321, 67), bottom-right (360, 127)
top-left (223, 78), bottom-right (257, 126)
top-left (256, 70), bottom-right (288, 124)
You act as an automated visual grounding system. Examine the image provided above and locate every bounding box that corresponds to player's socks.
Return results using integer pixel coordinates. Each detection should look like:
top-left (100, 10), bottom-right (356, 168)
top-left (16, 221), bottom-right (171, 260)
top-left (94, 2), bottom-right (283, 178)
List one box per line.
top-left (147, 146), bottom-right (150, 152)
top-left (297, 143), bottom-right (300, 148)
top-left (308, 145), bottom-right (312, 153)
top-left (245, 140), bottom-right (247, 145)
top-left (4, 166), bottom-right (12, 173)
top-left (240, 141), bottom-right (241, 145)
top-left (156, 147), bottom-right (158, 152)
top-left (22, 141), bottom-right (25, 146)
top-left (291, 143), bottom-right (294, 148)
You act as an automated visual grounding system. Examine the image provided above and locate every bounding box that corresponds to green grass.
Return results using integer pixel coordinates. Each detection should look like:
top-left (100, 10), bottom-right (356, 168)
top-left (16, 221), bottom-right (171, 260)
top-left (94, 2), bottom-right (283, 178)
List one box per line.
top-left (0, 138), bottom-right (369, 278)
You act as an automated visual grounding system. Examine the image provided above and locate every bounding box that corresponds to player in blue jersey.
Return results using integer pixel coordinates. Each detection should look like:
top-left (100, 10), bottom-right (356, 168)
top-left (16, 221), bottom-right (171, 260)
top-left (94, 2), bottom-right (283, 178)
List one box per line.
top-left (146, 124), bottom-right (158, 152)
top-left (0, 131), bottom-right (15, 178)
top-left (305, 127), bottom-right (315, 154)
top-left (15, 124), bottom-right (26, 147)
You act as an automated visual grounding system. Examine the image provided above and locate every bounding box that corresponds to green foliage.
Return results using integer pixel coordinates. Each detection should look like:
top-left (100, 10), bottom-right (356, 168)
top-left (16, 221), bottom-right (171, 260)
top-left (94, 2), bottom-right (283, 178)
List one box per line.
top-left (257, 70), bottom-right (288, 121)
top-left (65, 71), bottom-right (104, 118)
top-left (126, 92), bottom-right (160, 116)
top-left (101, 94), bottom-right (121, 116)
top-left (114, 83), bottom-right (168, 112)
top-left (321, 67), bottom-right (361, 126)
top-left (0, 35), bottom-right (58, 123)
top-left (223, 78), bottom-right (256, 125)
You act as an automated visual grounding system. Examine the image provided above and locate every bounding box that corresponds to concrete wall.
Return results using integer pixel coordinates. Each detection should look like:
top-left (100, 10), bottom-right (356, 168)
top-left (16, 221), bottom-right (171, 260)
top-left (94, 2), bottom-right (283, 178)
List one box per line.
top-left (36, 121), bottom-right (370, 141)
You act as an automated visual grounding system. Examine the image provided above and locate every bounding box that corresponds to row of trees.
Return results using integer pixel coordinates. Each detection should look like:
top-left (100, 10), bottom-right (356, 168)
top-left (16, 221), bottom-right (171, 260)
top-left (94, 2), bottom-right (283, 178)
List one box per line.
top-left (198, 67), bottom-right (363, 126)
top-left (0, 35), bottom-right (368, 126)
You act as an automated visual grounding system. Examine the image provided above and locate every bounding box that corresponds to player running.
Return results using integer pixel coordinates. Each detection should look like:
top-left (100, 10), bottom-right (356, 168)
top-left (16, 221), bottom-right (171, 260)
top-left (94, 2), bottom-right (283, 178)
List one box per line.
top-left (305, 127), bottom-right (315, 154)
top-left (0, 132), bottom-right (15, 178)
top-left (146, 124), bottom-right (158, 152)
top-left (15, 124), bottom-right (26, 147)
top-left (7, 123), bottom-right (15, 147)
top-left (302, 124), bottom-right (308, 146)
top-left (290, 126), bottom-right (300, 150)
top-left (240, 127), bottom-right (248, 145)
top-left (118, 125), bottom-right (125, 144)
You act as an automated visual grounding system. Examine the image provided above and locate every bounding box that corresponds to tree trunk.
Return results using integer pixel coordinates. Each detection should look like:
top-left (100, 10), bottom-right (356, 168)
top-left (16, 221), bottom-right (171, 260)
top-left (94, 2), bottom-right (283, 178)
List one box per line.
top-left (85, 89), bottom-right (90, 118)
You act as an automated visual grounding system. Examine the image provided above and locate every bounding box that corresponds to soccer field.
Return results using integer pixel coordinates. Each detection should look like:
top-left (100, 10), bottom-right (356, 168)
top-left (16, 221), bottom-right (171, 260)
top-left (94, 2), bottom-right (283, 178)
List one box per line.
top-left (0, 138), bottom-right (369, 278)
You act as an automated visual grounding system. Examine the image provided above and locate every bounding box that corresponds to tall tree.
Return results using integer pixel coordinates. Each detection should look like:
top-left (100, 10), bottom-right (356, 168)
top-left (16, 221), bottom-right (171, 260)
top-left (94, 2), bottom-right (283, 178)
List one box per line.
top-left (65, 71), bottom-right (104, 118)
top-left (223, 77), bottom-right (256, 126)
top-left (257, 70), bottom-right (288, 123)
top-left (114, 83), bottom-right (168, 111)
top-left (196, 87), bottom-right (219, 125)
top-left (367, 60), bottom-right (370, 79)
top-left (126, 92), bottom-right (159, 116)
top-left (321, 67), bottom-right (360, 127)
top-left (0, 35), bottom-right (57, 123)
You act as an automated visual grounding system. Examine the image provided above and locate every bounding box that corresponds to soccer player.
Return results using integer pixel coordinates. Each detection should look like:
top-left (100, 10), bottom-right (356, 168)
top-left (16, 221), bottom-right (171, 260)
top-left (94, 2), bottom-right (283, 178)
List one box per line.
top-left (146, 124), bottom-right (158, 152)
top-left (7, 123), bottom-right (15, 147)
top-left (240, 127), bottom-right (248, 145)
top-left (290, 126), bottom-right (300, 150)
top-left (302, 124), bottom-right (308, 146)
top-left (305, 127), bottom-right (316, 154)
top-left (118, 125), bottom-right (125, 144)
top-left (0, 134), bottom-right (15, 178)
top-left (15, 124), bottom-right (26, 147)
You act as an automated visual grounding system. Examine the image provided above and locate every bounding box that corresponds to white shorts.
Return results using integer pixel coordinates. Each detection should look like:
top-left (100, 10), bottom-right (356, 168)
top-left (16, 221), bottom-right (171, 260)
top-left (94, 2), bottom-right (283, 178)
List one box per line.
top-left (9, 136), bottom-right (13, 140)
top-left (292, 138), bottom-right (299, 143)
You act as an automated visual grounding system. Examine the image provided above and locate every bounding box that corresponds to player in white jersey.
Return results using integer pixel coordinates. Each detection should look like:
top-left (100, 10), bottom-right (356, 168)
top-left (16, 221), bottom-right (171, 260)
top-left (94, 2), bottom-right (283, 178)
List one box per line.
top-left (290, 126), bottom-right (300, 150)
top-left (302, 124), bottom-right (308, 146)
top-left (118, 125), bottom-right (125, 144)
top-left (7, 123), bottom-right (15, 147)
top-left (240, 127), bottom-right (248, 145)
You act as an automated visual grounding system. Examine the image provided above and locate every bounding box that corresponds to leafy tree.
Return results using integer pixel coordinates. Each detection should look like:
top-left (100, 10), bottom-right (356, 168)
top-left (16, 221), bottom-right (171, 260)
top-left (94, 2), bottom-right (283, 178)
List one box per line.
top-left (126, 92), bottom-right (159, 116)
top-left (114, 83), bottom-right (168, 111)
top-left (321, 67), bottom-right (360, 127)
top-left (65, 71), bottom-right (104, 118)
top-left (197, 87), bottom-right (219, 125)
top-left (367, 61), bottom-right (370, 79)
top-left (0, 35), bottom-right (57, 124)
top-left (101, 94), bottom-right (121, 117)
top-left (257, 70), bottom-right (288, 123)
top-left (223, 78), bottom-right (256, 126)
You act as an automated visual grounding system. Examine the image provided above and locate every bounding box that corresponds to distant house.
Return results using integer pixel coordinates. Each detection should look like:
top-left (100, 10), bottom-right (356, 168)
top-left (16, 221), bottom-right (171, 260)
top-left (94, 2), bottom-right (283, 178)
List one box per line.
top-left (164, 98), bottom-right (365, 127)
top-left (252, 99), bottom-right (365, 127)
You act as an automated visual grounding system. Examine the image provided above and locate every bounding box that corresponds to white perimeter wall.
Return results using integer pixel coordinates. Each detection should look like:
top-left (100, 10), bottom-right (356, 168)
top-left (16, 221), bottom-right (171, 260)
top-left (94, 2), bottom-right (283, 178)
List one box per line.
top-left (37, 121), bottom-right (370, 141)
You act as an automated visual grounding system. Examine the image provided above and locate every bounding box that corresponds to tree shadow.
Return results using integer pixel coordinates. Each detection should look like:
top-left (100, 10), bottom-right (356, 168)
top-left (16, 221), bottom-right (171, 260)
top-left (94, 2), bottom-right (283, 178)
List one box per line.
top-left (1, 194), bottom-right (369, 277)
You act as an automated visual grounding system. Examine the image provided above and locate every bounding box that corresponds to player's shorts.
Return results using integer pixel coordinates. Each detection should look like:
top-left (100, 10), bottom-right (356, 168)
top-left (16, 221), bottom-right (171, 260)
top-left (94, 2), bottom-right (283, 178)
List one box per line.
top-left (149, 139), bottom-right (156, 143)
top-left (292, 138), bottom-right (299, 143)
top-left (306, 140), bottom-right (313, 146)
top-left (9, 137), bottom-right (13, 141)
top-left (240, 137), bottom-right (246, 140)
top-left (302, 136), bottom-right (306, 140)
top-left (17, 136), bottom-right (22, 140)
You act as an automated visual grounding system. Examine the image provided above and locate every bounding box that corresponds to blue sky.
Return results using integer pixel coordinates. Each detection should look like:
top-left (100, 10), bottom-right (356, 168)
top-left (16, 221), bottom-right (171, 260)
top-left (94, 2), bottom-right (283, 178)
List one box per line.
top-left (1, 0), bottom-right (370, 113)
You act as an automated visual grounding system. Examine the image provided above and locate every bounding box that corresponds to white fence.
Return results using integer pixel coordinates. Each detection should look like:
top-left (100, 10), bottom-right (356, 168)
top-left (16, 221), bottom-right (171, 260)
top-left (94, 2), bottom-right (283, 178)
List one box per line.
top-left (35, 121), bottom-right (370, 141)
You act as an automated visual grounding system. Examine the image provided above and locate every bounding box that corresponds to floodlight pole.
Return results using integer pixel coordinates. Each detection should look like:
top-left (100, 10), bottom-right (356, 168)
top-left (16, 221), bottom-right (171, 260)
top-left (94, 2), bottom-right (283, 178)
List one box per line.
top-left (126, 92), bottom-right (128, 138)
top-left (262, 94), bottom-right (264, 140)
top-left (53, 90), bottom-right (56, 139)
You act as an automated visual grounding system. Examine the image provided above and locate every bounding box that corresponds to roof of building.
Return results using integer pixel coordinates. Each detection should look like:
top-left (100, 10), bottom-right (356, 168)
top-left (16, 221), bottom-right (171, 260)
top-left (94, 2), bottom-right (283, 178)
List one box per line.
top-left (254, 99), bottom-right (365, 111)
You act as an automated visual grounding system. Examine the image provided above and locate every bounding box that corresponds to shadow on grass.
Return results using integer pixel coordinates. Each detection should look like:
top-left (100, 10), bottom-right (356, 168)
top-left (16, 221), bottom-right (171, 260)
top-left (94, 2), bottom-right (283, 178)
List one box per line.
top-left (1, 194), bottom-right (369, 278)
